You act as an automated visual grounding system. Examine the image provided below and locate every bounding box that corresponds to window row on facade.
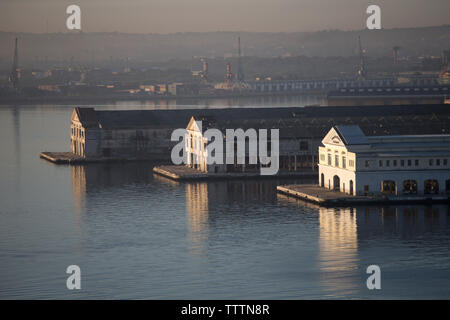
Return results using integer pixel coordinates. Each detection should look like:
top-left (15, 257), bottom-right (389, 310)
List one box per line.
top-left (375, 158), bottom-right (449, 168)
top-left (379, 179), bottom-right (450, 195)
top-left (320, 153), bottom-right (354, 169)
top-left (71, 126), bottom-right (84, 139)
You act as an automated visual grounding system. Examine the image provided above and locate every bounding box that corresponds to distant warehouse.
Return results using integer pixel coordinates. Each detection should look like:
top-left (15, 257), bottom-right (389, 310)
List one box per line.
top-left (69, 104), bottom-right (450, 163)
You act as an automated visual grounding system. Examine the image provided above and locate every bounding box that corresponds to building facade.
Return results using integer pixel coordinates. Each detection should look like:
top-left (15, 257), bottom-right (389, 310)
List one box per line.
top-left (70, 107), bottom-right (175, 161)
top-left (184, 116), bottom-right (316, 174)
top-left (318, 125), bottom-right (450, 196)
top-left (69, 105), bottom-right (450, 164)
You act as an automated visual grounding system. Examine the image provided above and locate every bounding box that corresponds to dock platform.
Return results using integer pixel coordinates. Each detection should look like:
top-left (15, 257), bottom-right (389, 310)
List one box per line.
top-left (39, 152), bottom-right (132, 164)
top-left (153, 165), bottom-right (316, 181)
top-left (40, 152), bottom-right (87, 164)
top-left (277, 184), bottom-right (450, 206)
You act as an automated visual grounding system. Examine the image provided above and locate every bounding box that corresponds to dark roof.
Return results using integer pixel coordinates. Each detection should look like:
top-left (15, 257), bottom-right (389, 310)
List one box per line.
top-left (94, 107), bottom-right (306, 129)
top-left (74, 104), bottom-right (450, 137)
top-left (334, 125), bottom-right (368, 145)
top-left (75, 107), bottom-right (98, 127)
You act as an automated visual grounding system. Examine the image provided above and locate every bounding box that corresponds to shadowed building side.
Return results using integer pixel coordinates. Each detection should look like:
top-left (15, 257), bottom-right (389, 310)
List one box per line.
top-left (55, 104), bottom-right (450, 165)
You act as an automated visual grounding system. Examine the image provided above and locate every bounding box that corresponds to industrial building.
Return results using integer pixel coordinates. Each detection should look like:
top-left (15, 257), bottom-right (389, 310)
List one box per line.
top-left (69, 104), bottom-right (450, 164)
top-left (184, 115), bottom-right (313, 174)
top-left (318, 125), bottom-right (450, 196)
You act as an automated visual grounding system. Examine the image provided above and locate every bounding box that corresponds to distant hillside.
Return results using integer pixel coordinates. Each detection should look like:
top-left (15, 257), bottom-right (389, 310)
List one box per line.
top-left (0, 25), bottom-right (449, 68)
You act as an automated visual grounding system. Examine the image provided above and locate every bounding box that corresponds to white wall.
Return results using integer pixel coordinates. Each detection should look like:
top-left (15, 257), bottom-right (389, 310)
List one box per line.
top-left (319, 165), bottom-right (356, 195)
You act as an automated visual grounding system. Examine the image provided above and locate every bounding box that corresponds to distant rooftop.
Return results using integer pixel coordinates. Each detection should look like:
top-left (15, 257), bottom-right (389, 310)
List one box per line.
top-left (73, 104), bottom-right (450, 137)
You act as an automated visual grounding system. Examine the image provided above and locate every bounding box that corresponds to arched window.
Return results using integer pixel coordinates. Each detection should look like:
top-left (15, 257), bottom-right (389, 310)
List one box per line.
top-left (402, 180), bottom-right (418, 195)
top-left (424, 180), bottom-right (439, 194)
top-left (382, 180), bottom-right (397, 195)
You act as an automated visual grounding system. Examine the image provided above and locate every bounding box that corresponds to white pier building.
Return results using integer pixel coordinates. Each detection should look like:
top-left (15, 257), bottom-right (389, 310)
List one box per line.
top-left (318, 125), bottom-right (450, 196)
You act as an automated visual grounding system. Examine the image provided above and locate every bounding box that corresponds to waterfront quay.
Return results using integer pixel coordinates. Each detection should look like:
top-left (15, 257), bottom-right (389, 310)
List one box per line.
top-left (153, 165), bottom-right (316, 181)
top-left (277, 184), bottom-right (450, 206)
top-left (39, 151), bottom-right (135, 164)
top-left (40, 151), bottom-right (86, 164)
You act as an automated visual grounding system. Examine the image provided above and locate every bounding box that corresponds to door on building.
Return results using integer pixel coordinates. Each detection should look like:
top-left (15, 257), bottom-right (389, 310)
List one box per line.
top-left (424, 180), bottom-right (439, 194)
top-left (402, 180), bottom-right (418, 194)
top-left (321, 174), bottom-right (324, 187)
top-left (333, 175), bottom-right (340, 191)
top-left (382, 180), bottom-right (397, 195)
top-left (350, 180), bottom-right (354, 195)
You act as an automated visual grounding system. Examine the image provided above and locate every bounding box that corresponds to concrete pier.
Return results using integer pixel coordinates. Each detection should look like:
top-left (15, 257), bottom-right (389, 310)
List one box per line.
top-left (40, 152), bottom-right (86, 164)
top-left (153, 165), bottom-right (316, 181)
top-left (40, 152), bottom-right (130, 164)
top-left (277, 184), bottom-right (450, 206)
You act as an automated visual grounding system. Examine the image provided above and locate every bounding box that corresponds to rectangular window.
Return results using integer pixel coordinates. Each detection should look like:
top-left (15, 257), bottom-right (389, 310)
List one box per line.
top-left (320, 154), bottom-right (325, 162)
top-left (342, 156), bottom-right (346, 169)
top-left (437, 159), bottom-right (440, 166)
top-left (349, 160), bottom-right (354, 167)
top-left (379, 160), bottom-right (383, 167)
top-left (444, 159), bottom-right (448, 166)
top-left (415, 159), bottom-right (419, 166)
top-left (408, 160), bottom-right (412, 166)
top-left (386, 160), bottom-right (390, 167)
top-left (365, 160), bottom-right (370, 167)
top-left (429, 159), bottom-right (434, 166)
top-left (401, 160), bottom-right (405, 166)
top-left (335, 155), bottom-right (339, 167)
top-left (328, 154), bottom-right (332, 165)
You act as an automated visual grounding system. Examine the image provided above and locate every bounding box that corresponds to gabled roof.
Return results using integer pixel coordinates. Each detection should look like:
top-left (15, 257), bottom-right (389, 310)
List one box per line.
top-left (71, 104), bottom-right (450, 136)
top-left (322, 125), bottom-right (368, 147)
top-left (191, 116), bottom-right (218, 132)
top-left (334, 125), bottom-right (368, 145)
top-left (72, 107), bottom-right (98, 127)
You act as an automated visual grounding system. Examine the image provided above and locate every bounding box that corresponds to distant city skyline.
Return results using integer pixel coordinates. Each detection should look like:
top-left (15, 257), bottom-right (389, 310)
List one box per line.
top-left (1, 0), bottom-right (449, 34)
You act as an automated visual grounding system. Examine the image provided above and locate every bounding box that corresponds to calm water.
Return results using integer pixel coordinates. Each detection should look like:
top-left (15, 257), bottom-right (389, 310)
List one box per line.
top-left (1, 100), bottom-right (449, 299)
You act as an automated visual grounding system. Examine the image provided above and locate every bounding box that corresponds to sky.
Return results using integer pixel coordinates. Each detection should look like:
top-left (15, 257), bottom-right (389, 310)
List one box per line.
top-left (1, 0), bottom-right (449, 33)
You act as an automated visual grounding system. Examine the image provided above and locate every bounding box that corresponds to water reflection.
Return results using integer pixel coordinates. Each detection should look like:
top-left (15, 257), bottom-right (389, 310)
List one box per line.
top-left (318, 207), bottom-right (359, 297)
top-left (185, 183), bottom-right (210, 255)
top-left (70, 162), bottom-right (156, 215)
top-left (71, 165), bottom-right (87, 229)
top-left (278, 194), bottom-right (450, 298)
top-left (11, 107), bottom-right (21, 164)
top-left (183, 180), bottom-right (280, 254)
top-left (67, 165), bottom-right (450, 298)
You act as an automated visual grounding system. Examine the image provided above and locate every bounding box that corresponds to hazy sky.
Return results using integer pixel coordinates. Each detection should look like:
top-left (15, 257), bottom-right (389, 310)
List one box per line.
top-left (1, 0), bottom-right (449, 33)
